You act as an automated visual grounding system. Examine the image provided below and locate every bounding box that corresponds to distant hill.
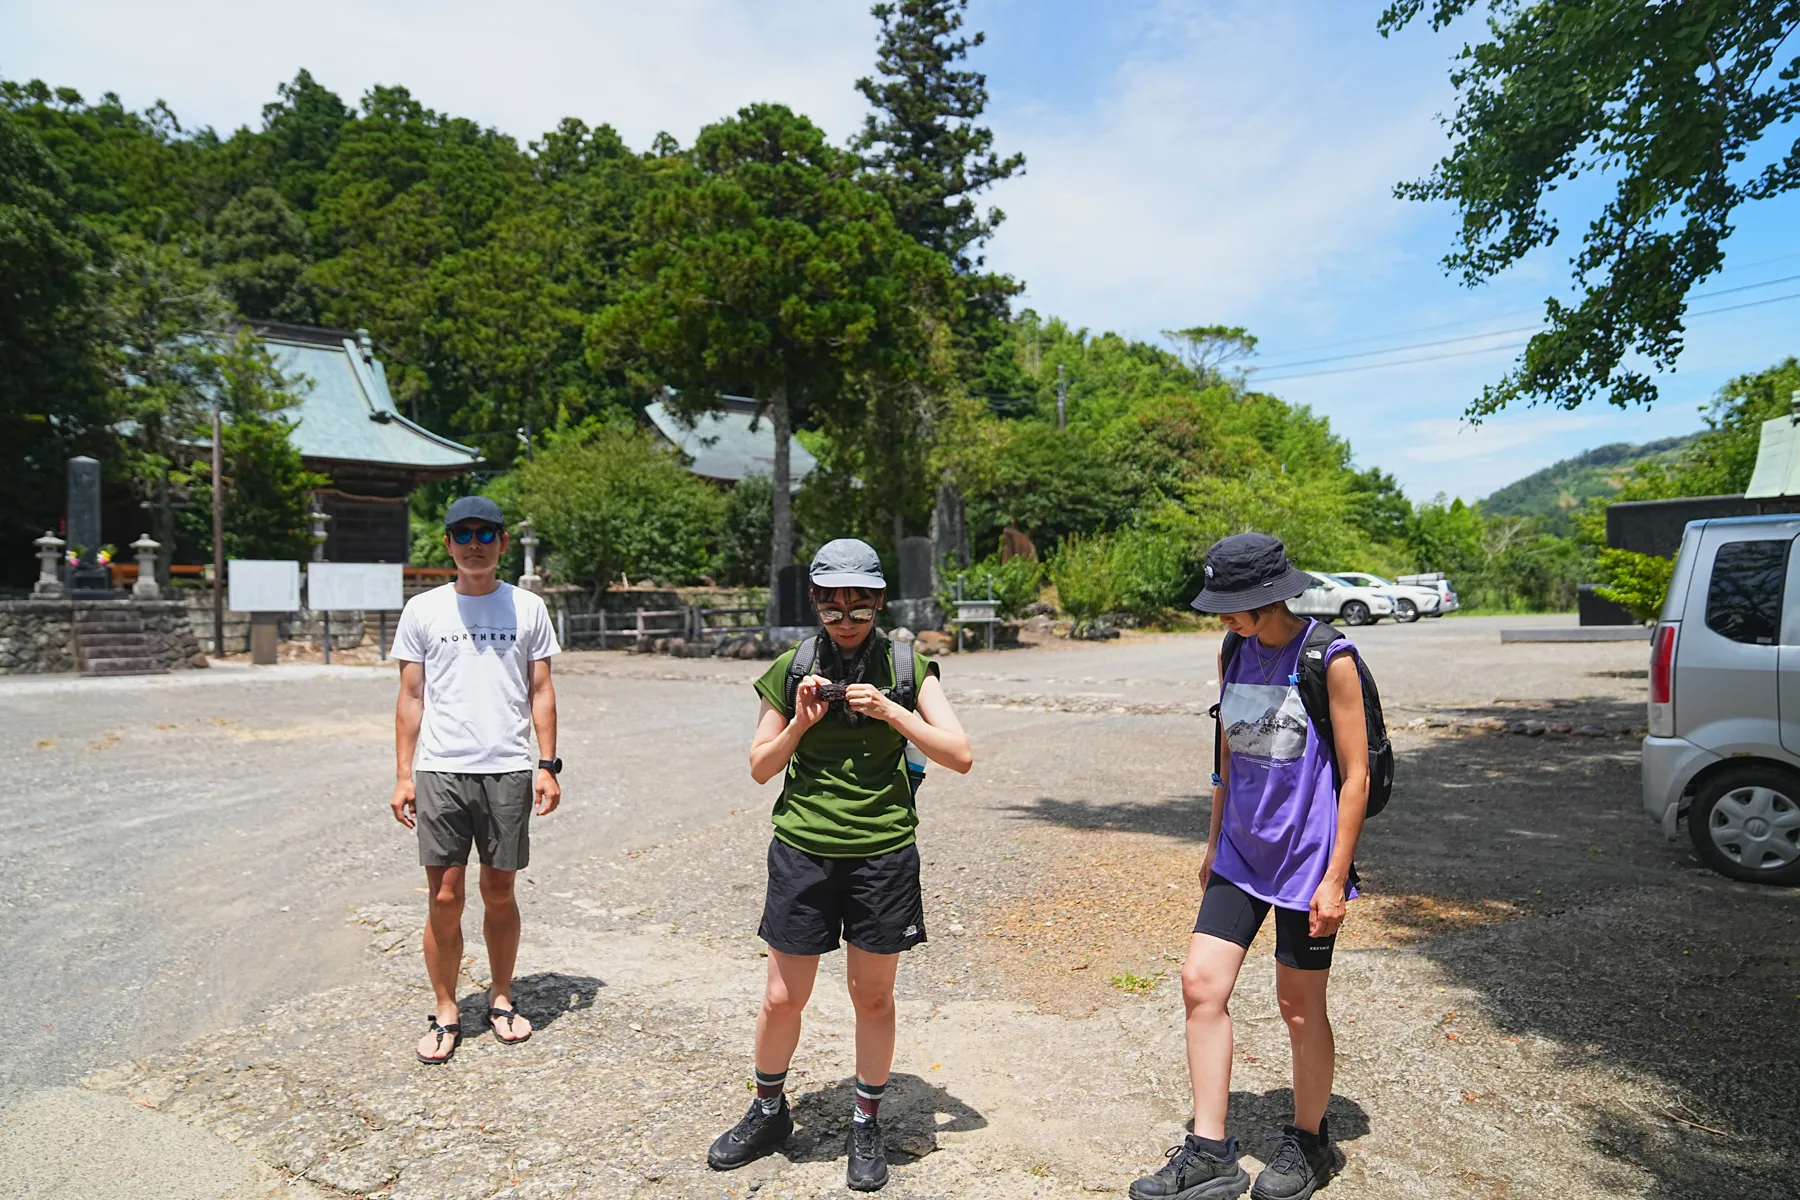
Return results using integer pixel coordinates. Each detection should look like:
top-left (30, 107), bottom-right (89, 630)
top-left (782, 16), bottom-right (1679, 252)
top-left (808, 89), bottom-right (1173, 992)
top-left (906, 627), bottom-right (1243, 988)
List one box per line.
top-left (1481, 435), bottom-right (1697, 534)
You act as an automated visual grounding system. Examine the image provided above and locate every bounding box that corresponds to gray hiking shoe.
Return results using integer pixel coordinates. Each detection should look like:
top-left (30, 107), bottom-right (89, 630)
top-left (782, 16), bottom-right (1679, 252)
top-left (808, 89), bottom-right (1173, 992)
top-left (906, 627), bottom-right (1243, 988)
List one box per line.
top-left (1250, 1119), bottom-right (1344, 1200)
top-left (1129, 1135), bottom-right (1250, 1200)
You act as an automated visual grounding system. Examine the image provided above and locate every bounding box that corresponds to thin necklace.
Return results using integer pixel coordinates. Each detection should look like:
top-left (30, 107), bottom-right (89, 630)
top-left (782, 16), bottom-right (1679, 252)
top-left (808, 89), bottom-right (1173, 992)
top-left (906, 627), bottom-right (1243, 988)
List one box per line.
top-left (1250, 622), bottom-right (1301, 684)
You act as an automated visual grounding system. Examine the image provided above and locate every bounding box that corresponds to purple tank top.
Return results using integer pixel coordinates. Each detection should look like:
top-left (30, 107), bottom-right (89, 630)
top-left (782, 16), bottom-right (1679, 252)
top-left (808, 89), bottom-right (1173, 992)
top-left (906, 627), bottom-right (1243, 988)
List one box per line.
top-left (1212, 620), bottom-right (1359, 910)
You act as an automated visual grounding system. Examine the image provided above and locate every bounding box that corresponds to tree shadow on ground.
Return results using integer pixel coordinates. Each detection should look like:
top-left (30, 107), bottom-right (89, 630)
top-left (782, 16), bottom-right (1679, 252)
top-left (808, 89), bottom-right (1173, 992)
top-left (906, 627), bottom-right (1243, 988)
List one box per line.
top-left (455, 971), bottom-right (601, 1038)
top-left (1000, 698), bottom-right (1800, 1199)
top-left (781, 1072), bottom-right (986, 1165)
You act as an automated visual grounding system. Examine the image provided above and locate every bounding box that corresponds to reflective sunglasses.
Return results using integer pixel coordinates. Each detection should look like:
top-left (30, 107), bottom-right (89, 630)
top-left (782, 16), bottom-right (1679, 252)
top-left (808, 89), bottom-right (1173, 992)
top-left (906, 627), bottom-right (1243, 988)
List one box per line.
top-left (449, 525), bottom-right (501, 545)
top-left (818, 606), bottom-right (877, 624)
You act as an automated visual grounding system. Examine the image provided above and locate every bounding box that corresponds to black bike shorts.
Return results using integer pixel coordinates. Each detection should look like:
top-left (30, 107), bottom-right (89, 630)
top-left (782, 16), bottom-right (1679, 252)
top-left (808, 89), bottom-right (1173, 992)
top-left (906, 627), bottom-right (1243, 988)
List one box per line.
top-left (1193, 874), bottom-right (1335, 971)
top-left (758, 837), bottom-right (927, 956)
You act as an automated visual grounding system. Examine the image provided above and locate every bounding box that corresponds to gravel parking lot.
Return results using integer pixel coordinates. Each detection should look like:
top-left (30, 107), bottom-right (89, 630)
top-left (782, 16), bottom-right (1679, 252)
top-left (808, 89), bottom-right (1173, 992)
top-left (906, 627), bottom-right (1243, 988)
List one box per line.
top-left (2, 616), bottom-right (1794, 1199)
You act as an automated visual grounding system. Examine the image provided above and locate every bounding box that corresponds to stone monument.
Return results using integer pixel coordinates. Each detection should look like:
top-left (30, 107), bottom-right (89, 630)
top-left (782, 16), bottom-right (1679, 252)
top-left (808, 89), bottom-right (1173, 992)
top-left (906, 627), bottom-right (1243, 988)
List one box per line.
top-left (889, 535), bottom-right (942, 631)
top-left (65, 456), bottom-right (111, 593)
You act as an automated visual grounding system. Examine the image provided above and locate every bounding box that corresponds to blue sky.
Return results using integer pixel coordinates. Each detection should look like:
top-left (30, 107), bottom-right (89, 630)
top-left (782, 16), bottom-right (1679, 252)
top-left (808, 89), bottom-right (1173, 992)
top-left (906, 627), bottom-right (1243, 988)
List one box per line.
top-left (6, 0), bottom-right (1797, 502)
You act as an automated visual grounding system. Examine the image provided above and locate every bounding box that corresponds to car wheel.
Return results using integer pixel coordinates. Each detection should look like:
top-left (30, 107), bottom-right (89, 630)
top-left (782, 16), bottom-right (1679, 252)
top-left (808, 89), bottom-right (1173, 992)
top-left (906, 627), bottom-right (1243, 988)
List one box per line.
top-left (1688, 765), bottom-right (1800, 885)
top-left (1340, 601), bottom-right (1371, 626)
top-left (1394, 598), bottom-right (1420, 623)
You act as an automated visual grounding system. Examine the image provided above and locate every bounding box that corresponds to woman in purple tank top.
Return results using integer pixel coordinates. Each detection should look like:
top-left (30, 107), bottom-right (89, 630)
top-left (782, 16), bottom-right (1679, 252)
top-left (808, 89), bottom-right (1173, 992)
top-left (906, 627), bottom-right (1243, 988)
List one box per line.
top-left (1128, 533), bottom-right (1369, 1200)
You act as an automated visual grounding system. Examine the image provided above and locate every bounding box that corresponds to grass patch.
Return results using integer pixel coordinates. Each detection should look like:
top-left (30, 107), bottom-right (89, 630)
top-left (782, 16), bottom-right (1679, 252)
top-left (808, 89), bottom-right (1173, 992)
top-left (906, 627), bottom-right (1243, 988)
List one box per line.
top-left (1107, 969), bottom-right (1163, 994)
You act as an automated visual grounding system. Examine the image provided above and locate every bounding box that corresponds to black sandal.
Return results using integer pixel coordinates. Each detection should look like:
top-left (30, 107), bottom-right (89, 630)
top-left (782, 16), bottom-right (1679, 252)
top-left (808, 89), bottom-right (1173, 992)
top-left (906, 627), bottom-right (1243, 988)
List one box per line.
top-left (417, 1015), bottom-right (462, 1064)
top-left (487, 1006), bottom-right (532, 1045)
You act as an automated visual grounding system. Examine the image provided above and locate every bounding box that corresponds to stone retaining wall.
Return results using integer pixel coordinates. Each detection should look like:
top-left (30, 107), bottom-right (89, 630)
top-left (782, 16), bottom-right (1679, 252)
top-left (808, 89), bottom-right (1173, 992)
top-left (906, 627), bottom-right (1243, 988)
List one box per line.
top-left (0, 601), bottom-right (77, 674)
top-left (177, 592), bottom-right (367, 653)
top-left (0, 599), bottom-right (203, 675)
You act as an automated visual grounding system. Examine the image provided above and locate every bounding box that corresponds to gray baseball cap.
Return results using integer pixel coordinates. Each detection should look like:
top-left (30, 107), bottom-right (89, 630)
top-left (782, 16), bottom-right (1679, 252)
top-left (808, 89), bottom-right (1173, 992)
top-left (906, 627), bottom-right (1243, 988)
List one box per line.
top-left (809, 538), bottom-right (886, 589)
top-left (444, 496), bottom-right (505, 529)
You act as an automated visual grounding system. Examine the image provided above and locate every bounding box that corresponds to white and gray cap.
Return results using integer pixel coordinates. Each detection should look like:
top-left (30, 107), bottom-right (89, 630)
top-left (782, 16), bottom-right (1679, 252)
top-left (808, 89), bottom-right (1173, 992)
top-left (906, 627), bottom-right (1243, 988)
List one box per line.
top-left (809, 538), bottom-right (886, 590)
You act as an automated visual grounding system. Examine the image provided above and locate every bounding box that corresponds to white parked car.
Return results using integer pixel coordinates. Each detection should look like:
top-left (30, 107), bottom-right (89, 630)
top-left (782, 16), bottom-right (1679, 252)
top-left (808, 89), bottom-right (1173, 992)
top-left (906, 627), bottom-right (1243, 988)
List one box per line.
top-left (1290, 571), bottom-right (1394, 626)
top-left (1397, 572), bottom-right (1460, 616)
top-left (1333, 571), bottom-right (1453, 623)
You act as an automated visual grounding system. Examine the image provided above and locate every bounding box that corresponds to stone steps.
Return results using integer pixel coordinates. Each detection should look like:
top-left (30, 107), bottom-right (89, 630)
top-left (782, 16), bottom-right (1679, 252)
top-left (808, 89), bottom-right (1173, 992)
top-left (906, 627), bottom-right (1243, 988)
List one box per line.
top-left (74, 605), bottom-right (165, 676)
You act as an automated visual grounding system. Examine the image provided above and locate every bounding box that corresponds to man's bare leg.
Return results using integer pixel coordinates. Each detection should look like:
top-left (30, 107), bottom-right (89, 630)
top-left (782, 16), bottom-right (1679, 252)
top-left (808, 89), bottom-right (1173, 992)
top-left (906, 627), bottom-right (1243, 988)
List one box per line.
top-left (418, 865), bottom-right (467, 1060)
top-left (481, 866), bottom-right (533, 1039)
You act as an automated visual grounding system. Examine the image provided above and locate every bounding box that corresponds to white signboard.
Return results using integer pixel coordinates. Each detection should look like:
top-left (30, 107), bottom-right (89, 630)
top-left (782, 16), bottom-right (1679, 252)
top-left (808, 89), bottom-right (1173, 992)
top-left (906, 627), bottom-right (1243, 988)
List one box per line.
top-left (308, 562), bottom-right (405, 612)
top-left (228, 559), bottom-right (300, 613)
top-left (1745, 414), bottom-right (1800, 498)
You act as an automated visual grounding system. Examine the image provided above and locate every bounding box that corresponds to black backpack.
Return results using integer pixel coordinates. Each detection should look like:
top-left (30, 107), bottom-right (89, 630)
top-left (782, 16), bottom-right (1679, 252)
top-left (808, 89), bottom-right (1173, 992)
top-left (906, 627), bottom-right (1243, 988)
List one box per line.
top-left (782, 633), bottom-right (918, 715)
top-left (1210, 621), bottom-right (1394, 817)
top-left (783, 633), bottom-right (923, 797)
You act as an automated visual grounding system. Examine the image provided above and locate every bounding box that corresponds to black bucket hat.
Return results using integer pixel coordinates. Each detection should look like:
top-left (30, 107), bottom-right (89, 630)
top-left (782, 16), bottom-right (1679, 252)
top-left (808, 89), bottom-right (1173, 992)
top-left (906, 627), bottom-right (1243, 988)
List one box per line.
top-left (1189, 532), bottom-right (1313, 613)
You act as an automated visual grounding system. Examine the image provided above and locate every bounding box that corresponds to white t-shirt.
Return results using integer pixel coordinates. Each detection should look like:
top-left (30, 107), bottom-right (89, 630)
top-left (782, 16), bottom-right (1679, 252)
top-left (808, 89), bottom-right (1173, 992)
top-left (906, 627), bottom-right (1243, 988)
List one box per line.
top-left (391, 582), bottom-right (560, 773)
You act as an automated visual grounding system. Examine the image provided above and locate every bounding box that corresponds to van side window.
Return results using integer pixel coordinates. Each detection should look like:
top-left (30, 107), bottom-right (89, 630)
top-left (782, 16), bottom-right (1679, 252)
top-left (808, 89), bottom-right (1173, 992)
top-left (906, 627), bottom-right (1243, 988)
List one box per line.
top-left (1705, 539), bottom-right (1788, 645)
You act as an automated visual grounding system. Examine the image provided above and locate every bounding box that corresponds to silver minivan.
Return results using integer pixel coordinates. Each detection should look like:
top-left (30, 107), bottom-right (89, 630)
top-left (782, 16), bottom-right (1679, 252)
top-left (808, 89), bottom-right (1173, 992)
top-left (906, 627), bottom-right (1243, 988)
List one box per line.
top-left (1642, 514), bottom-right (1800, 884)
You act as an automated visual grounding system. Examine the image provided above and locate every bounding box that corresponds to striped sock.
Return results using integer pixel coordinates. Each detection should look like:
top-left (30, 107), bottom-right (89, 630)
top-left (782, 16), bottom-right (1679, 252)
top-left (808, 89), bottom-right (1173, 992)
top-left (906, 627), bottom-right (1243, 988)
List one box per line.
top-left (754, 1068), bottom-right (787, 1114)
top-left (852, 1078), bottom-right (886, 1125)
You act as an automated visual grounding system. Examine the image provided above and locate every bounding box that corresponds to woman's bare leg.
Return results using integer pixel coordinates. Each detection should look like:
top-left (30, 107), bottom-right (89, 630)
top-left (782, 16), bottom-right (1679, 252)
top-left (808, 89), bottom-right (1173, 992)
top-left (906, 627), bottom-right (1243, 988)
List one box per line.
top-left (1274, 963), bottom-right (1334, 1134)
top-left (754, 949), bottom-right (820, 1074)
top-left (1182, 932), bottom-right (1250, 1139)
top-left (844, 945), bottom-right (901, 1087)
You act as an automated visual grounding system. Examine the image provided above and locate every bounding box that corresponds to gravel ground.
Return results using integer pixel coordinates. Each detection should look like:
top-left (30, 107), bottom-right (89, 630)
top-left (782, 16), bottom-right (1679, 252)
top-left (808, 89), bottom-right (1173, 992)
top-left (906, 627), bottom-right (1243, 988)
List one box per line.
top-left (3, 617), bottom-right (1795, 1199)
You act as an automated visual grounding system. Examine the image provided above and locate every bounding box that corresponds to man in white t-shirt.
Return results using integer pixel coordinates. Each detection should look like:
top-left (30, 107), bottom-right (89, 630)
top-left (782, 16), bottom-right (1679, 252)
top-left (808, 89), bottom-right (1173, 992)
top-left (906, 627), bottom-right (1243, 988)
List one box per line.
top-left (389, 495), bottom-right (562, 1065)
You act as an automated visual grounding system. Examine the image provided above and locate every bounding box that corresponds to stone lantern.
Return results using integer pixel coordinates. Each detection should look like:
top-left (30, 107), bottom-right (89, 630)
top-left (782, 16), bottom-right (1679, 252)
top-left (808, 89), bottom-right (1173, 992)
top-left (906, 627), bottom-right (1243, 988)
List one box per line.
top-left (517, 516), bottom-right (543, 594)
top-left (130, 534), bottom-right (162, 600)
top-left (308, 498), bottom-right (332, 562)
top-left (33, 532), bottom-right (66, 598)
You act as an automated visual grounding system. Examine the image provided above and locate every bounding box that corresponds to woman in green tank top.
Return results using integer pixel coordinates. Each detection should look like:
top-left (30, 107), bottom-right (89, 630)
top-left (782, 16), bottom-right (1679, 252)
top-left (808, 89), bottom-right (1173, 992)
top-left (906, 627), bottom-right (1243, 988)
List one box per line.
top-left (706, 539), bottom-right (972, 1192)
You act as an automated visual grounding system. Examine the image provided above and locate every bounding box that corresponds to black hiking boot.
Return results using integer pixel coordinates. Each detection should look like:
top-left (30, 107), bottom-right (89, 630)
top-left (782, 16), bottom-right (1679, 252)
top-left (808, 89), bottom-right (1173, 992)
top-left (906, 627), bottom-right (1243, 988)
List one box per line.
top-left (1250, 1120), bottom-right (1344, 1200)
top-left (846, 1117), bottom-right (890, 1191)
top-left (1129, 1135), bottom-right (1250, 1200)
top-left (707, 1096), bottom-right (793, 1170)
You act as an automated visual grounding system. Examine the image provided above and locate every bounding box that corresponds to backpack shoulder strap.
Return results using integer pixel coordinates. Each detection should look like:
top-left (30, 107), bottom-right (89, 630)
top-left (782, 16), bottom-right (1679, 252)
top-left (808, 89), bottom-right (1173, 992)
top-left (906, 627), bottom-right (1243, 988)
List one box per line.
top-left (1295, 620), bottom-right (1347, 730)
top-left (890, 636), bottom-right (917, 710)
top-left (783, 635), bottom-right (820, 717)
top-left (1210, 631), bottom-right (1247, 778)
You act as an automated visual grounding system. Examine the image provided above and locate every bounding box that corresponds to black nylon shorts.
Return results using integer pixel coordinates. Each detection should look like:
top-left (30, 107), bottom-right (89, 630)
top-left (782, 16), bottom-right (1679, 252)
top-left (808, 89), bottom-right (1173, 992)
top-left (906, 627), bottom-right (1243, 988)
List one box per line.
top-left (1194, 874), bottom-right (1335, 970)
top-left (758, 837), bottom-right (927, 956)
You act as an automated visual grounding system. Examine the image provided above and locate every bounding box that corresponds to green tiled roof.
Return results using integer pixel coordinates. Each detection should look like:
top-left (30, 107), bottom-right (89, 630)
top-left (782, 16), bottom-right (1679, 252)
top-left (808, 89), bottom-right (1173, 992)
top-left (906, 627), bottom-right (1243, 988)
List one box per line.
top-left (255, 323), bottom-right (481, 472)
top-left (644, 395), bottom-right (816, 487)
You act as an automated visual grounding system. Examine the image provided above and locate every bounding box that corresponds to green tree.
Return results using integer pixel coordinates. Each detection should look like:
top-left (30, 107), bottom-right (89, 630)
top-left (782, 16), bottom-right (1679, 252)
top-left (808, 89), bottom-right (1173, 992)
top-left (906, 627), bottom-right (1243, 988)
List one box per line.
top-left (719, 473), bottom-right (775, 588)
top-left (103, 237), bottom-right (237, 580)
top-left (852, 0), bottom-right (1024, 270)
top-left (589, 103), bottom-right (953, 606)
top-left (517, 420), bottom-right (725, 590)
top-left (1383, 1), bottom-right (1800, 415)
top-left (0, 108), bottom-right (112, 585)
top-left (202, 186), bottom-right (316, 320)
top-left (176, 330), bottom-right (327, 561)
top-left (1162, 324), bottom-right (1258, 387)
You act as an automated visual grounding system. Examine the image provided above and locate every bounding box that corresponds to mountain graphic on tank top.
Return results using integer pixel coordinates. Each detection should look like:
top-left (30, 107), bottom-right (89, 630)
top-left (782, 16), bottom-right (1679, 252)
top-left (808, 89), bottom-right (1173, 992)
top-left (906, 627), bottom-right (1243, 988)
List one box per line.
top-left (1220, 682), bottom-right (1308, 762)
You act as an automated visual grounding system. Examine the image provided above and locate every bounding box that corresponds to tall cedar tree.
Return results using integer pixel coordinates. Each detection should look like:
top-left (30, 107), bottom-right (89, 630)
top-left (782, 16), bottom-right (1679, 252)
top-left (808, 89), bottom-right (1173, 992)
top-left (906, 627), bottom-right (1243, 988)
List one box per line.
top-left (1383, 1), bottom-right (1800, 415)
top-left (851, 0), bottom-right (1026, 540)
top-left (853, 0), bottom-right (1025, 270)
top-left (589, 104), bottom-right (954, 608)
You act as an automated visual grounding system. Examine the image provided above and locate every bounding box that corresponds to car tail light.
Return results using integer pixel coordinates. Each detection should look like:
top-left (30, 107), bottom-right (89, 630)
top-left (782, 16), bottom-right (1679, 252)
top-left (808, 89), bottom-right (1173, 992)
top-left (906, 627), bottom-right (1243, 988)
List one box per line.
top-left (1649, 622), bottom-right (1678, 736)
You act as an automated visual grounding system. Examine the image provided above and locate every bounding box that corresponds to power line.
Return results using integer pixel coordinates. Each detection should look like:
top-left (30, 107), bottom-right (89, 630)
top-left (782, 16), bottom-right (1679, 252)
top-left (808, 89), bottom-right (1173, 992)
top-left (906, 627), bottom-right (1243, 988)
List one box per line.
top-left (1251, 271), bottom-right (1800, 373)
top-left (1252, 250), bottom-right (1800, 365)
top-left (1254, 288), bottom-right (1800, 384)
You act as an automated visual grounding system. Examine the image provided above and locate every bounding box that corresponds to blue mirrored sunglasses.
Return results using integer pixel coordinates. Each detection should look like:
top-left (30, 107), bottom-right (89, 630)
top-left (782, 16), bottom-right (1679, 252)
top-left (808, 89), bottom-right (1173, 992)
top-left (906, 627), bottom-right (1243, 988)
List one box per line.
top-left (449, 525), bottom-right (500, 545)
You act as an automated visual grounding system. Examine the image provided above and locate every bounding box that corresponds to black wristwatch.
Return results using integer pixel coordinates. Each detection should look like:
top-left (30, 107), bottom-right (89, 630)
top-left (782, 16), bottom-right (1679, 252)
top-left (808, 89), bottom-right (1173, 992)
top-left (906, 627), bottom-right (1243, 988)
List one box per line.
top-left (538, 757), bottom-right (562, 775)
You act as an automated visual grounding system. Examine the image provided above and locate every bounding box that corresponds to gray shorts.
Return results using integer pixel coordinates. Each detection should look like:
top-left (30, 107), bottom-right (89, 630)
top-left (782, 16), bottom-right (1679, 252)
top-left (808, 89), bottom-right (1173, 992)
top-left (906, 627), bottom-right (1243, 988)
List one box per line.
top-left (415, 770), bottom-right (532, 871)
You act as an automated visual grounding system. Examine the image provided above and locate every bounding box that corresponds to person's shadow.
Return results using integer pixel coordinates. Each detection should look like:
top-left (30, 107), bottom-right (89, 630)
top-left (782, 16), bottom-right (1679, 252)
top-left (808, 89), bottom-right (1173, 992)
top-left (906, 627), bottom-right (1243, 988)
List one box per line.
top-left (1203, 1089), bottom-right (1371, 1155)
top-left (783, 1073), bottom-right (987, 1163)
top-left (455, 971), bottom-right (602, 1038)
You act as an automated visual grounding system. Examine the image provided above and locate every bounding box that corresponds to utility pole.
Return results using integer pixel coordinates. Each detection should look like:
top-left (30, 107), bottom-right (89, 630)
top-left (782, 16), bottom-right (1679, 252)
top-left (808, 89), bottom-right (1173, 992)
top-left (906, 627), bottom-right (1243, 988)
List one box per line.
top-left (211, 402), bottom-right (224, 657)
top-left (1055, 364), bottom-right (1068, 430)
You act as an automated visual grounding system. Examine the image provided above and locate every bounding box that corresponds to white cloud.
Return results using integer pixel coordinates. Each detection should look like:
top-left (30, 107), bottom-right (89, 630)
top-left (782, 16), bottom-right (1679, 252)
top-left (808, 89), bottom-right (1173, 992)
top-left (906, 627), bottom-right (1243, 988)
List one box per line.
top-left (1399, 412), bottom-right (1609, 464)
top-left (1, 0), bottom-right (875, 147)
top-left (983, 3), bottom-right (1454, 338)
